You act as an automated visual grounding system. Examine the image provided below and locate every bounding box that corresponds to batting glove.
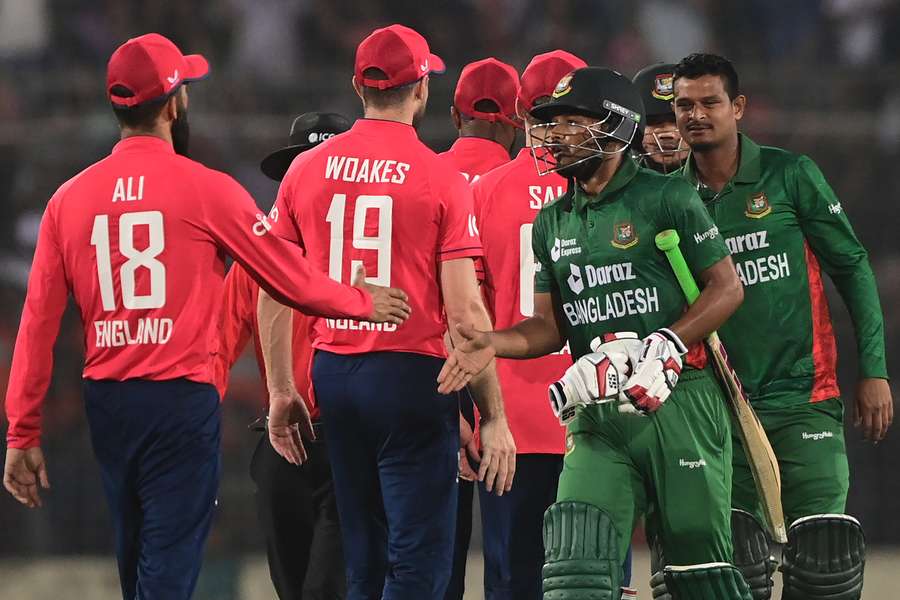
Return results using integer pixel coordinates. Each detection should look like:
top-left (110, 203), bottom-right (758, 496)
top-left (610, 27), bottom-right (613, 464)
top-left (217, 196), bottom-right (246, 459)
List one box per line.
top-left (549, 332), bottom-right (642, 425)
top-left (623, 328), bottom-right (687, 414)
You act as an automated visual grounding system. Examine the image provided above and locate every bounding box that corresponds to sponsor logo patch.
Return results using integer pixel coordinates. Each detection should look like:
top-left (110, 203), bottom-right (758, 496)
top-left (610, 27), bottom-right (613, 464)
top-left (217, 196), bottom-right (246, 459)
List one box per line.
top-left (745, 192), bottom-right (772, 219)
top-left (802, 431), bottom-right (834, 441)
top-left (567, 263), bottom-right (584, 294)
top-left (611, 222), bottom-right (638, 249)
top-left (652, 73), bottom-right (675, 101)
top-left (565, 433), bottom-right (576, 456)
top-left (679, 458), bottom-right (707, 469)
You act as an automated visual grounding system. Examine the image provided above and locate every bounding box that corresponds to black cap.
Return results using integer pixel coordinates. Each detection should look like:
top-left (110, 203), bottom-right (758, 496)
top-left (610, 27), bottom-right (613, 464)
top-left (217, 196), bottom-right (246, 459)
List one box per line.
top-left (531, 67), bottom-right (643, 146)
top-left (632, 63), bottom-right (676, 119)
top-left (260, 112), bottom-right (352, 181)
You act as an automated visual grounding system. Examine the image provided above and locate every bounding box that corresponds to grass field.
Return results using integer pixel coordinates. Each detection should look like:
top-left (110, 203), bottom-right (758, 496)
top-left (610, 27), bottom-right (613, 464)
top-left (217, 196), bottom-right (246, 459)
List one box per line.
top-left (0, 545), bottom-right (893, 599)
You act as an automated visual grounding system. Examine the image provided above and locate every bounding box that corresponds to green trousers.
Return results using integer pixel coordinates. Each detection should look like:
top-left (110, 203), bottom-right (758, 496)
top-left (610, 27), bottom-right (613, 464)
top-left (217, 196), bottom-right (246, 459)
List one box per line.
top-left (557, 366), bottom-right (734, 566)
top-left (733, 397), bottom-right (849, 526)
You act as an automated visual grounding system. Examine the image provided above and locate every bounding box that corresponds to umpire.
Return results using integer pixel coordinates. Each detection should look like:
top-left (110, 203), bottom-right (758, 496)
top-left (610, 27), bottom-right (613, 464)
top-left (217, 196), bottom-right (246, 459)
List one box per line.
top-left (220, 112), bottom-right (352, 599)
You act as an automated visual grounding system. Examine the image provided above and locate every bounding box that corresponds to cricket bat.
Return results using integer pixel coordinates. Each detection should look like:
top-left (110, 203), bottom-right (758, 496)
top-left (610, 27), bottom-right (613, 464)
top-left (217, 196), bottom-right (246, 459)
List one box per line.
top-left (655, 229), bottom-right (788, 544)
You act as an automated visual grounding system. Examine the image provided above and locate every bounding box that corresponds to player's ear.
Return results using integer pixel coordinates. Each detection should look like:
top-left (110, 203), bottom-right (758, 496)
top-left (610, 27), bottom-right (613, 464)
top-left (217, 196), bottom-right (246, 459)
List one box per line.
top-left (164, 93), bottom-right (179, 123)
top-left (450, 106), bottom-right (462, 131)
top-left (415, 76), bottom-right (428, 102)
top-left (732, 94), bottom-right (747, 122)
top-left (351, 76), bottom-right (365, 104)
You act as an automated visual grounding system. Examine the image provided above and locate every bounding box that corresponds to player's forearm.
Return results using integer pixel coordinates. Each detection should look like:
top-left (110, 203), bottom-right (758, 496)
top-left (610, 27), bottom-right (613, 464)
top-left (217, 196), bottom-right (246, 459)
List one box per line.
top-left (833, 265), bottom-right (888, 379)
top-left (488, 315), bottom-right (565, 359)
top-left (257, 290), bottom-right (295, 395)
top-left (670, 257), bottom-right (744, 346)
top-left (447, 297), bottom-right (505, 421)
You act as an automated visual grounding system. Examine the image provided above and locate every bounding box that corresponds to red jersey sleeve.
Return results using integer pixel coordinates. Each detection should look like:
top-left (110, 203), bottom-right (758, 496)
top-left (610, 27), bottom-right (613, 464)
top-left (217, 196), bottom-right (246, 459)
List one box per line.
top-left (6, 195), bottom-right (70, 449)
top-left (200, 171), bottom-right (372, 320)
top-left (437, 170), bottom-right (483, 262)
top-left (267, 176), bottom-right (303, 245)
top-left (214, 265), bottom-right (256, 398)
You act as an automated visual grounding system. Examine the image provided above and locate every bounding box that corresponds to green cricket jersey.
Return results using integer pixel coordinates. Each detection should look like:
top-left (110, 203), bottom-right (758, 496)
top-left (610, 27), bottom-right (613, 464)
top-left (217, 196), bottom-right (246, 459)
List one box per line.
top-left (533, 155), bottom-right (729, 361)
top-left (678, 134), bottom-right (887, 408)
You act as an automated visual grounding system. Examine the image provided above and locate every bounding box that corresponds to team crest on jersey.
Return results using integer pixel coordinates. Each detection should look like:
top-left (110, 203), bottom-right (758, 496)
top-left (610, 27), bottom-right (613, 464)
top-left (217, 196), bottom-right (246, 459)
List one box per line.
top-left (611, 222), bottom-right (639, 249)
top-left (552, 72), bottom-right (574, 98)
top-left (565, 433), bottom-right (576, 456)
top-left (745, 192), bottom-right (772, 219)
top-left (652, 73), bottom-right (675, 101)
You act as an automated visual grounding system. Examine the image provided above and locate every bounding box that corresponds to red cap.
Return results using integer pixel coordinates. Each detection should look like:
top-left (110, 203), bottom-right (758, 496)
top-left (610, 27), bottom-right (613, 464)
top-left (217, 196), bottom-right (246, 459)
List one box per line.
top-left (107, 33), bottom-right (209, 107)
top-left (354, 24), bottom-right (445, 90)
top-left (517, 50), bottom-right (587, 114)
top-left (454, 58), bottom-right (520, 127)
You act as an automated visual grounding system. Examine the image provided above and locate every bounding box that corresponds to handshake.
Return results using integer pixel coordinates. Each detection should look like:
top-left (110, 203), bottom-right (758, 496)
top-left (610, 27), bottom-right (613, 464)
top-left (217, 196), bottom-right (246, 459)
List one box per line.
top-left (549, 329), bottom-right (687, 425)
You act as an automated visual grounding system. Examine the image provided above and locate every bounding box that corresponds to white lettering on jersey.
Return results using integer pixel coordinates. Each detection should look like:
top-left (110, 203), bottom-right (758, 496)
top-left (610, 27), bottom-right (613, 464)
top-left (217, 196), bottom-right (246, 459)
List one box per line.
top-left (325, 156), bottom-right (410, 184)
top-left (694, 225), bottom-right (720, 244)
top-left (112, 176), bottom-right (144, 202)
top-left (564, 262), bottom-right (636, 294)
top-left (528, 185), bottom-right (566, 210)
top-left (561, 288), bottom-right (661, 326)
top-left (828, 202), bottom-right (842, 215)
top-left (252, 212), bottom-right (272, 236)
top-left (94, 318), bottom-right (174, 347)
top-left (323, 319), bottom-right (398, 332)
top-left (734, 252), bottom-right (791, 287)
top-left (724, 230), bottom-right (769, 255)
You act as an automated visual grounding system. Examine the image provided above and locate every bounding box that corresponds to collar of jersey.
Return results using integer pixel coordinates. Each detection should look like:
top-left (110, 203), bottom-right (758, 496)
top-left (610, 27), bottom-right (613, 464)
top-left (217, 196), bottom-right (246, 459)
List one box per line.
top-left (452, 136), bottom-right (509, 160)
top-left (112, 135), bottom-right (175, 154)
top-left (352, 118), bottom-right (418, 137)
top-left (572, 154), bottom-right (639, 211)
top-left (681, 132), bottom-right (761, 187)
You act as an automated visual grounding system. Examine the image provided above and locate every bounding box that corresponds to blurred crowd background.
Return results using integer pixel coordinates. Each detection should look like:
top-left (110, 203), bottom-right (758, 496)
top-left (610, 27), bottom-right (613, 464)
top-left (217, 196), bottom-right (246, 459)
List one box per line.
top-left (1, 0), bottom-right (899, 570)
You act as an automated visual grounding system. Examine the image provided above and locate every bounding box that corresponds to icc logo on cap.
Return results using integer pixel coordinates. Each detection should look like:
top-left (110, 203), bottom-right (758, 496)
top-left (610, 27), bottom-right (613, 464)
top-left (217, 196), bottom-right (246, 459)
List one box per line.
top-left (308, 132), bottom-right (337, 143)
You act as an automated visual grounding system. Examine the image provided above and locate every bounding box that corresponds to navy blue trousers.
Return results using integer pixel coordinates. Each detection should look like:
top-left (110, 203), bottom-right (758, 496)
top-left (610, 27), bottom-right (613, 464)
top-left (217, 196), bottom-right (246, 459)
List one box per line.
top-left (313, 351), bottom-right (459, 600)
top-left (84, 379), bottom-right (221, 600)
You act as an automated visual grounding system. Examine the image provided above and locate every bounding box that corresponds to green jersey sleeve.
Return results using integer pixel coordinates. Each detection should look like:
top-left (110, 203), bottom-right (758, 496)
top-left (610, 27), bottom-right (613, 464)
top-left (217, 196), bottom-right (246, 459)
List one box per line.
top-left (792, 156), bottom-right (887, 379)
top-left (532, 209), bottom-right (557, 294)
top-left (662, 178), bottom-right (731, 274)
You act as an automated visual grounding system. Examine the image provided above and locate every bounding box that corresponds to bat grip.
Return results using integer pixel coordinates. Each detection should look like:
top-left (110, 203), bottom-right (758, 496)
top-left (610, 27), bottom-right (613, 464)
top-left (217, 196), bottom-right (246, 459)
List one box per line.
top-left (654, 229), bottom-right (701, 305)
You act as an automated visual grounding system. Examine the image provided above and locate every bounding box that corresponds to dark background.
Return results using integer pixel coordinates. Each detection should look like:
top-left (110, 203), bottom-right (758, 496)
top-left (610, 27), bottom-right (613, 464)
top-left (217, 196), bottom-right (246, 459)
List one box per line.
top-left (0, 0), bottom-right (898, 559)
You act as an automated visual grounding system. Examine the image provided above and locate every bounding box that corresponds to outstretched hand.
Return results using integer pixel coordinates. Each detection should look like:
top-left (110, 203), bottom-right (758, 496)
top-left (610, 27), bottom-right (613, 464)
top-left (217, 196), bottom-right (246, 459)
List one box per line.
top-left (353, 266), bottom-right (412, 325)
top-left (437, 323), bottom-right (496, 394)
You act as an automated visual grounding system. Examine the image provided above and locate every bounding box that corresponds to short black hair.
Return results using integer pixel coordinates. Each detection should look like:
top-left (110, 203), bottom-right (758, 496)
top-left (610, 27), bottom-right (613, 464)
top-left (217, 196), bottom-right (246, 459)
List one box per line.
top-left (360, 68), bottom-right (417, 109)
top-left (460, 98), bottom-right (501, 121)
top-left (110, 85), bottom-right (169, 129)
top-left (673, 53), bottom-right (740, 99)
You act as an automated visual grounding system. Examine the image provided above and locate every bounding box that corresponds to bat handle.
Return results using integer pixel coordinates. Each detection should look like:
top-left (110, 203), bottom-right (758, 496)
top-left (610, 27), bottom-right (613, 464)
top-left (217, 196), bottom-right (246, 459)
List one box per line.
top-left (654, 229), bottom-right (701, 305)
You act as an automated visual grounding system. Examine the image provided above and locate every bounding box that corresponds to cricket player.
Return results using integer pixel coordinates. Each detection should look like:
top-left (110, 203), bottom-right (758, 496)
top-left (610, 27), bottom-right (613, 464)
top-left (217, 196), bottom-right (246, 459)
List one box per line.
top-left (631, 63), bottom-right (688, 173)
top-left (216, 112), bottom-right (352, 600)
top-left (440, 67), bottom-right (756, 599)
top-left (463, 50), bottom-right (593, 600)
top-left (440, 57), bottom-right (519, 183)
top-left (2, 34), bottom-right (410, 600)
top-left (438, 55), bottom-right (520, 600)
top-left (672, 52), bottom-right (892, 600)
top-left (258, 24), bottom-right (516, 600)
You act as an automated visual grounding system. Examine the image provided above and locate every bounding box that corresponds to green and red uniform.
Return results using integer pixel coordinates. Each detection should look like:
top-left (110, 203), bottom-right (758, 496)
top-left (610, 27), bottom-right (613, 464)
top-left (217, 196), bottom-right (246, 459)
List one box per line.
top-left (533, 155), bottom-right (736, 565)
top-left (678, 134), bottom-right (888, 523)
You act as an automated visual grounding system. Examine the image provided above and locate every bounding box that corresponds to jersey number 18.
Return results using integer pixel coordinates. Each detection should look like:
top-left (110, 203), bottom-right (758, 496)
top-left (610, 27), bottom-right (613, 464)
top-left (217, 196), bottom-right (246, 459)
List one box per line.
top-left (90, 211), bottom-right (166, 310)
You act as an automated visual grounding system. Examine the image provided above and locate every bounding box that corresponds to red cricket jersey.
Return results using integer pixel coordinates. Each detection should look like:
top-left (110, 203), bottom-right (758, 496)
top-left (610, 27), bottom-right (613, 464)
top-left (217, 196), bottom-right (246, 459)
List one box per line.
top-left (6, 135), bottom-right (372, 449)
top-left (473, 147), bottom-right (572, 454)
top-left (271, 119), bottom-right (482, 357)
top-left (438, 137), bottom-right (510, 184)
top-left (214, 264), bottom-right (317, 417)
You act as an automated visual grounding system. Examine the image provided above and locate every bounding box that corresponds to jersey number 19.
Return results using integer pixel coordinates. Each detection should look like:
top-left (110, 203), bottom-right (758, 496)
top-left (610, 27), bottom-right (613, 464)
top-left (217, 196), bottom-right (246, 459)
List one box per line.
top-left (326, 194), bottom-right (393, 286)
